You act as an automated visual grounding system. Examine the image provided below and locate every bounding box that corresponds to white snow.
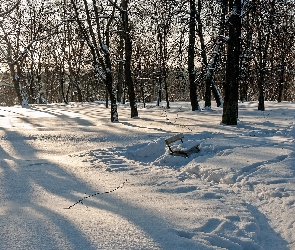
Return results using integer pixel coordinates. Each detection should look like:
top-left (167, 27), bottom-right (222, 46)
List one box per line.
top-left (0, 101), bottom-right (294, 250)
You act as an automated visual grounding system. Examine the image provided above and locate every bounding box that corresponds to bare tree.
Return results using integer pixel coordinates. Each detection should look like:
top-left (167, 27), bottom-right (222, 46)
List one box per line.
top-left (222, 0), bottom-right (241, 125)
top-left (120, 0), bottom-right (138, 117)
top-left (0, 0), bottom-right (62, 106)
top-left (201, 0), bottom-right (224, 108)
top-left (70, 0), bottom-right (118, 122)
top-left (188, 0), bottom-right (200, 111)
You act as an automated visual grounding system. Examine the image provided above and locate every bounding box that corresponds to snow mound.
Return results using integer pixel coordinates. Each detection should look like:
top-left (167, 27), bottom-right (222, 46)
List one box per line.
top-left (128, 138), bottom-right (165, 160)
top-left (123, 136), bottom-right (202, 168)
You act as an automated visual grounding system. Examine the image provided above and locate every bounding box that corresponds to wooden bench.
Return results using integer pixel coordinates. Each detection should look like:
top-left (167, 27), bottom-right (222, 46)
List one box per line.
top-left (165, 133), bottom-right (200, 157)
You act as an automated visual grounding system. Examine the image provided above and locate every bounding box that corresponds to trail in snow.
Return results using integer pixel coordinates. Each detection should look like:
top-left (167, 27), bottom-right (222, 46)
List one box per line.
top-left (0, 101), bottom-right (294, 249)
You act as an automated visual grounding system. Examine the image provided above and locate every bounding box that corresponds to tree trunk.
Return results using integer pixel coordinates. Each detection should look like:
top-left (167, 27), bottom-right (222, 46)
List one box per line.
top-left (117, 32), bottom-right (124, 103)
top-left (105, 70), bottom-right (118, 122)
top-left (163, 26), bottom-right (170, 109)
top-left (257, 0), bottom-right (274, 110)
top-left (201, 0), bottom-right (224, 108)
top-left (140, 81), bottom-right (146, 108)
top-left (222, 0), bottom-right (241, 125)
top-left (163, 68), bottom-right (170, 109)
top-left (59, 69), bottom-right (68, 104)
top-left (71, 0), bottom-right (119, 122)
top-left (188, 0), bottom-right (199, 111)
top-left (104, 21), bottom-right (118, 121)
top-left (156, 30), bottom-right (162, 107)
top-left (277, 55), bottom-right (285, 102)
top-left (9, 62), bottom-right (22, 105)
top-left (239, 9), bottom-right (252, 102)
top-left (122, 0), bottom-right (138, 118)
top-left (257, 30), bottom-right (270, 111)
top-left (9, 61), bottom-right (29, 107)
top-left (196, 0), bottom-right (217, 108)
top-left (156, 70), bottom-right (162, 106)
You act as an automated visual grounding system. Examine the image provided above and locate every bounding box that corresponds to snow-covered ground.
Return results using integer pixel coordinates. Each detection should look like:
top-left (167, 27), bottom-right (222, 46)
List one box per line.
top-left (0, 101), bottom-right (294, 250)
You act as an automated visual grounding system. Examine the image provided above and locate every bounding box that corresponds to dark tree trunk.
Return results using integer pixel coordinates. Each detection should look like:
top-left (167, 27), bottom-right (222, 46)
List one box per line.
top-left (140, 82), bottom-right (146, 108)
top-left (257, 33), bottom-right (266, 111)
top-left (28, 60), bottom-right (35, 104)
top-left (257, 0), bottom-right (274, 110)
top-left (196, 0), bottom-right (213, 108)
top-left (156, 31), bottom-right (162, 107)
top-left (163, 27), bottom-right (170, 109)
top-left (59, 69), bottom-right (68, 104)
top-left (117, 33), bottom-right (124, 103)
top-left (222, 0), bottom-right (241, 125)
top-left (37, 61), bottom-right (42, 103)
top-left (122, 0), bottom-right (138, 118)
top-left (137, 58), bottom-right (146, 108)
top-left (106, 71), bottom-right (118, 122)
top-left (163, 69), bottom-right (170, 109)
top-left (257, 30), bottom-right (270, 111)
top-left (277, 55), bottom-right (285, 102)
top-left (9, 62), bottom-right (23, 105)
top-left (196, 0), bottom-right (211, 107)
top-left (188, 0), bottom-right (199, 111)
top-left (156, 70), bottom-right (162, 106)
top-left (258, 91), bottom-right (265, 111)
top-left (75, 83), bottom-right (83, 102)
top-left (71, 0), bottom-right (118, 122)
top-left (105, 85), bottom-right (109, 108)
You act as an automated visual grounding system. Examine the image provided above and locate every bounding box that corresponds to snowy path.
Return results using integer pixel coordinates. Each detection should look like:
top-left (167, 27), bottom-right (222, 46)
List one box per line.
top-left (0, 101), bottom-right (294, 249)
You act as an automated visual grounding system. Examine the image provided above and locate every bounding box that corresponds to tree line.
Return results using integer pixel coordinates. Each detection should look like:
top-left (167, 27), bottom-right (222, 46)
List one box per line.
top-left (0, 0), bottom-right (294, 124)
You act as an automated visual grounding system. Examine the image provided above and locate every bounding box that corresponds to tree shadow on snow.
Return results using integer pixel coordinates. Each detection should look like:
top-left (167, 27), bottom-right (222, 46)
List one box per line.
top-left (0, 128), bottom-right (208, 249)
top-left (0, 130), bottom-right (97, 249)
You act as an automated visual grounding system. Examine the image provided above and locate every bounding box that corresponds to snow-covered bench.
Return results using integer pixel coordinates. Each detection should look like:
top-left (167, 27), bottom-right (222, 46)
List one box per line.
top-left (165, 133), bottom-right (200, 157)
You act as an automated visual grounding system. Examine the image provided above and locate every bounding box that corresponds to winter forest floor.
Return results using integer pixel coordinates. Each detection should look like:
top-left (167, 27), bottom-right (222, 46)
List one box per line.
top-left (0, 101), bottom-right (294, 250)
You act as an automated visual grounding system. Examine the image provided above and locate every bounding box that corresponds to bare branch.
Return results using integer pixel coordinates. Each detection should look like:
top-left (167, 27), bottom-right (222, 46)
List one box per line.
top-left (0, 0), bottom-right (20, 17)
top-left (15, 21), bottom-right (64, 63)
top-left (106, 0), bottom-right (123, 12)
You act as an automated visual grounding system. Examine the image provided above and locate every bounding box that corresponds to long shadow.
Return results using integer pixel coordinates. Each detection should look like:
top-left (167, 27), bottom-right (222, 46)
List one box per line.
top-left (1, 105), bottom-right (97, 133)
top-left (27, 106), bottom-right (96, 128)
top-left (0, 127), bottom-right (206, 249)
top-left (2, 105), bottom-right (135, 138)
top-left (1, 104), bottom-right (292, 249)
top-left (120, 120), bottom-right (172, 134)
top-left (0, 129), bottom-right (97, 249)
top-left (29, 105), bottom-right (149, 137)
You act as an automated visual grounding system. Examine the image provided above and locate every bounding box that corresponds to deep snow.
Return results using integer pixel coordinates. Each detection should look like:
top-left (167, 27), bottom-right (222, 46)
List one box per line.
top-left (0, 101), bottom-right (294, 250)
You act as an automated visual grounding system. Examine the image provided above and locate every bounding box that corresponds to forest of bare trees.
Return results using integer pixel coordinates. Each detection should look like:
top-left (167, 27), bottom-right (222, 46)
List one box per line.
top-left (0, 0), bottom-right (294, 124)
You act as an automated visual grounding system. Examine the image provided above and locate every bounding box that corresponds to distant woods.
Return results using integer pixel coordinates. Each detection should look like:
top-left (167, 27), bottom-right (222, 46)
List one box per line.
top-left (0, 0), bottom-right (294, 123)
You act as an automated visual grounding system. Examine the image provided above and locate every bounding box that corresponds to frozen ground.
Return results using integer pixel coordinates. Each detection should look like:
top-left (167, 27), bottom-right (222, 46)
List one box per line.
top-left (0, 101), bottom-right (294, 250)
